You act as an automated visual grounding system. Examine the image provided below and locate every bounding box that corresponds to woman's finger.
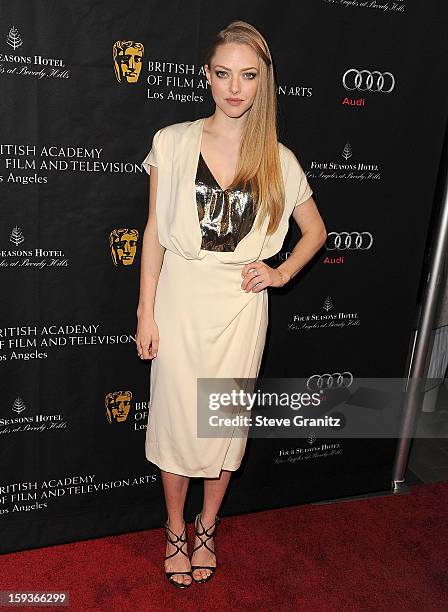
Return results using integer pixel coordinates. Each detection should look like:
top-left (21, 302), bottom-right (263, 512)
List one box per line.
top-left (245, 272), bottom-right (265, 292)
top-left (242, 266), bottom-right (263, 290)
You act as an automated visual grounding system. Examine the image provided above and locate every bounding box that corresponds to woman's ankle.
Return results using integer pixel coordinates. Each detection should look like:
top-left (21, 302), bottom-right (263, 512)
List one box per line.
top-left (198, 511), bottom-right (218, 527)
top-left (166, 517), bottom-right (185, 532)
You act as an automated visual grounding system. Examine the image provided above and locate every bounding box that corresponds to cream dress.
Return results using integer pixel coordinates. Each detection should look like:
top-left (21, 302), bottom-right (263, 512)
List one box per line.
top-left (141, 117), bottom-right (313, 478)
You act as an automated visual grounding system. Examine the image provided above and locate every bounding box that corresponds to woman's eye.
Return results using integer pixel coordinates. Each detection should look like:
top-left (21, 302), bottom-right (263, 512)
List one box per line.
top-left (214, 71), bottom-right (257, 79)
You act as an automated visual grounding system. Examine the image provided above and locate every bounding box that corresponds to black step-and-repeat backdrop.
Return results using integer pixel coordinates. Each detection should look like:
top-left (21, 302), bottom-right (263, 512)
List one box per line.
top-left (2, 1), bottom-right (447, 553)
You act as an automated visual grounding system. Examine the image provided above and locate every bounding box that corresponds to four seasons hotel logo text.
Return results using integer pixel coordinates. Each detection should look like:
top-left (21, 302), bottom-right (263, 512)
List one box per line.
top-left (0, 25), bottom-right (69, 79)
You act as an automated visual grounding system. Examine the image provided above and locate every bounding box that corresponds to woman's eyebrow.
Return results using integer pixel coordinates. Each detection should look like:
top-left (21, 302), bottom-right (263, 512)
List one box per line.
top-left (214, 65), bottom-right (258, 71)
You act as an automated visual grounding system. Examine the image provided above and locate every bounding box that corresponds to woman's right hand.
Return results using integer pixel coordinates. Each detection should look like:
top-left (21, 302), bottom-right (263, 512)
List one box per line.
top-left (135, 316), bottom-right (159, 360)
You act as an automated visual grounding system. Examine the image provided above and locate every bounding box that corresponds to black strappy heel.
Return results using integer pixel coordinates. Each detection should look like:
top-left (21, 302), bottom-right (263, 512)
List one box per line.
top-left (164, 519), bottom-right (192, 589)
top-left (191, 512), bottom-right (221, 583)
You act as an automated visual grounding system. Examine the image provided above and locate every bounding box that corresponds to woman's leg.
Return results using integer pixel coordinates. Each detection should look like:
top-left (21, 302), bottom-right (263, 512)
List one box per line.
top-left (161, 470), bottom-right (191, 586)
top-left (191, 468), bottom-right (232, 581)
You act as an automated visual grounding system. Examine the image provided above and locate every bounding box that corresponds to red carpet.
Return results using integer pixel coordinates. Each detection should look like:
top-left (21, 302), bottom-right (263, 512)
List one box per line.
top-left (1, 482), bottom-right (447, 611)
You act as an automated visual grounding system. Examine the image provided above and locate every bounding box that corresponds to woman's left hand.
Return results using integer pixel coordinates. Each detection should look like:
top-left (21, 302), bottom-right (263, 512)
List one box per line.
top-left (241, 260), bottom-right (289, 293)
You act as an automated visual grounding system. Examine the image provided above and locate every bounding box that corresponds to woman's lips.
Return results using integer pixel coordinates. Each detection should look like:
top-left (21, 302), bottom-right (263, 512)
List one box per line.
top-left (226, 98), bottom-right (243, 105)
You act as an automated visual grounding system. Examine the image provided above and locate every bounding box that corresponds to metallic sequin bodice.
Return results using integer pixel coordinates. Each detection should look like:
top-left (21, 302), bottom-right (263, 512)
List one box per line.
top-left (196, 152), bottom-right (256, 252)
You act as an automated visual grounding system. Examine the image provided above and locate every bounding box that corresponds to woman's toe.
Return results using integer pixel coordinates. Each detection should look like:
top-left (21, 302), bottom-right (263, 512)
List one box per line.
top-left (177, 574), bottom-right (188, 585)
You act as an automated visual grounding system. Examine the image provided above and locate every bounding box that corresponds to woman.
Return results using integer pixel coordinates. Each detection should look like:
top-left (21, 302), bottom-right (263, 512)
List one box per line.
top-left (136, 20), bottom-right (327, 588)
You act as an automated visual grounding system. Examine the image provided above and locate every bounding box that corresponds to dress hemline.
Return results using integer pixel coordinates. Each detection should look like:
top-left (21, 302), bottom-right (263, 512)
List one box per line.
top-left (145, 450), bottom-right (241, 479)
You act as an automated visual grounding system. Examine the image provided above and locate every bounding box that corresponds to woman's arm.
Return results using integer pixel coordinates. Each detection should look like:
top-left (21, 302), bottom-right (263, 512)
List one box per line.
top-left (241, 195), bottom-right (327, 292)
top-left (136, 166), bottom-right (166, 322)
top-left (276, 196), bottom-right (327, 284)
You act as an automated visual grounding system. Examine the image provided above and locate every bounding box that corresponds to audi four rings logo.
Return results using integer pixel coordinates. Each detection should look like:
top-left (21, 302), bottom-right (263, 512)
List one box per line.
top-left (342, 69), bottom-right (395, 93)
top-left (326, 232), bottom-right (373, 250)
top-left (306, 372), bottom-right (354, 392)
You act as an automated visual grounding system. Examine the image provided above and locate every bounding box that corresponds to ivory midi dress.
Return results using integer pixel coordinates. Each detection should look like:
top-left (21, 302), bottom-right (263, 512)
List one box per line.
top-left (141, 117), bottom-right (313, 478)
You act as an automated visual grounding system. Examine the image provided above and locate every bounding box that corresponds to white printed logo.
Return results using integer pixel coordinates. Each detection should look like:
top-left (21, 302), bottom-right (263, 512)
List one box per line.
top-left (12, 396), bottom-right (27, 414)
top-left (6, 26), bottom-right (23, 51)
top-left (10, 226), bottom-right (25, 246)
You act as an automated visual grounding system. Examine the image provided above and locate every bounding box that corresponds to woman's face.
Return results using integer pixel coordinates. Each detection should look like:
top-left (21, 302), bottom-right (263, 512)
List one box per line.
top-left (205, 42), bottom-right (260, 118)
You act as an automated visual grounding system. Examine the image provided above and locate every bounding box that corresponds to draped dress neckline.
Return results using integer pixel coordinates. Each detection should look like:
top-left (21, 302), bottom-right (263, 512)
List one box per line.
top-left (191, 117), bottom-right (265, 258)
top-left (199, 151), bottom-right (233, 193)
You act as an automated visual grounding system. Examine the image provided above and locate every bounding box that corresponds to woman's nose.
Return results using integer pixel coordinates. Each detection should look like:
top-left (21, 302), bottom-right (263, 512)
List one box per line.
top-left (230, 78), bottom-right (240, 94)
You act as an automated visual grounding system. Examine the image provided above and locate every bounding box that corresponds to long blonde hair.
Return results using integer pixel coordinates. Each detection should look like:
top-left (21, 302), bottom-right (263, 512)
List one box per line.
top-left (203, 20), bottom-right (284, 236)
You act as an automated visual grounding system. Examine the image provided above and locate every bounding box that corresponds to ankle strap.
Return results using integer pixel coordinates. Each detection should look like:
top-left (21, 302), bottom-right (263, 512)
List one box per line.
top-left (164, 520), bottom-right (189, 560)
top-left (195, 513), bottom-right (220, 533)
top-left (192, 513), bottom-right (220, 555)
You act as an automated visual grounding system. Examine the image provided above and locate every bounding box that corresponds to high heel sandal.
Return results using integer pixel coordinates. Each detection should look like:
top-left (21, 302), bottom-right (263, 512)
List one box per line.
top-left (191, 512), bottom-right (221, 583)
top-left (164, 519), bottom-right (192, 589)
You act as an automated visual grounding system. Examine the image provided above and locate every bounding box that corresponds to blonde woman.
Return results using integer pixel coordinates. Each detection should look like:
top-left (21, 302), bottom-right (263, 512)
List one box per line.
top-left (137, 20), bottom-right (326, 588)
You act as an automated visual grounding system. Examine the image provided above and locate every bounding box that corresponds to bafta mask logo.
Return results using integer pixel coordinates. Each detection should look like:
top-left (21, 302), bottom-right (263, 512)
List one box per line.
top-left (109, 228), bottom-right (139, 266)
top-left (113, 40), bottom-right (144, 83)
top-left (105, 390), bottom-right (132, 424)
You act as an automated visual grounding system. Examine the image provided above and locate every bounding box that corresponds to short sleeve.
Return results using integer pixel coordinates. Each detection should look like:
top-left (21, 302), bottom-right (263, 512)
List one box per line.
top-left (293, 154), bottom-right (313, 206)
top-left (141, 128), bottom-right (161, 176)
